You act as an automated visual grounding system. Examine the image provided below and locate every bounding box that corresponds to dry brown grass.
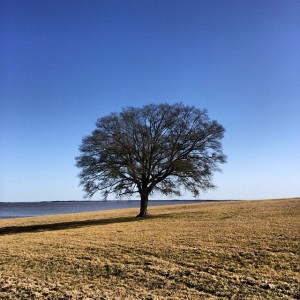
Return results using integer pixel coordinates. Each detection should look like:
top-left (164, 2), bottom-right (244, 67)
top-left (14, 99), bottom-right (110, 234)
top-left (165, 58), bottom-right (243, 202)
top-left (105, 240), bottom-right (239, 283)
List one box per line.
top-left (0, 198), bottom-right (299, 299)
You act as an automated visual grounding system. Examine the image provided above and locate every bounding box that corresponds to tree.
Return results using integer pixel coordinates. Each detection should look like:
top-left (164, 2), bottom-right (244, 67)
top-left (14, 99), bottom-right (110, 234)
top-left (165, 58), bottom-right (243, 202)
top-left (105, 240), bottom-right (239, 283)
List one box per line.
top-left (76, 103), bottom-right (226, 217)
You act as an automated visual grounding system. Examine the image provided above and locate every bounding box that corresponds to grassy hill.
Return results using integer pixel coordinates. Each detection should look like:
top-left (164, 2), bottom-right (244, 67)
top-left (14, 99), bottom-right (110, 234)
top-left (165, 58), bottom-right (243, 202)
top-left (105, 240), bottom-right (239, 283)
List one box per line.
top-left (0, 199), bottom-right (299, 299)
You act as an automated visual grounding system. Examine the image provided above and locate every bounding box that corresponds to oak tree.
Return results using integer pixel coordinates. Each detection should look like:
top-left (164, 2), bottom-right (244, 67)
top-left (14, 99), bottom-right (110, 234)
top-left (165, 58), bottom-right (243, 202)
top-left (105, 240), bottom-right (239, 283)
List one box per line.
top-left (76, 103), bottom-right (226, 217)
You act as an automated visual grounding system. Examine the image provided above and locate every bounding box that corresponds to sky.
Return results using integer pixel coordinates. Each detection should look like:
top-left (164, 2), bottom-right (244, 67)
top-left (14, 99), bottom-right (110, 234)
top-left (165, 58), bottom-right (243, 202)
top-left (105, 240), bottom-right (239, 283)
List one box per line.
top-left (1, 0), bottom-right (299, 202)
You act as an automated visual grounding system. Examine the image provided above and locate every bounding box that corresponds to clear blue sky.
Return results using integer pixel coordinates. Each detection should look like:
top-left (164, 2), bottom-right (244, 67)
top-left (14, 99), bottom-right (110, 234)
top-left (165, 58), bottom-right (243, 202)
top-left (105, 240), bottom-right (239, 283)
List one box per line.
top-left (1, 0), bottom-right (299, 202)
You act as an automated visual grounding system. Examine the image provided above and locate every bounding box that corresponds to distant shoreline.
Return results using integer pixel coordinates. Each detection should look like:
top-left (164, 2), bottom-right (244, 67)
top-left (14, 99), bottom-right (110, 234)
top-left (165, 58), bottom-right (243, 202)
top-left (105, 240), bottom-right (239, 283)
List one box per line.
top-left (2, 199), bottom-right (297, 219)
top-left (0, 200), bottom-right (227, 220)
top-left (0, 199), bottom-right (229, 203)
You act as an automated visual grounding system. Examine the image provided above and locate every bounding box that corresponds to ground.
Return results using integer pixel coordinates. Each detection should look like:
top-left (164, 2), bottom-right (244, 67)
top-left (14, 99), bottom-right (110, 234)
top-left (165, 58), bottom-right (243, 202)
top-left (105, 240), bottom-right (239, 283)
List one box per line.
top-left (0, 198), bottom-right (299, 299)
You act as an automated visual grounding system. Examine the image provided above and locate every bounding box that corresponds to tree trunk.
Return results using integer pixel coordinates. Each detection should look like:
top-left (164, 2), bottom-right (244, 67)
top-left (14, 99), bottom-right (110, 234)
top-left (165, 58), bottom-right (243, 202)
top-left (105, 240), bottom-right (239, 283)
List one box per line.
top-left (136, 192), bottom-right (149, 217)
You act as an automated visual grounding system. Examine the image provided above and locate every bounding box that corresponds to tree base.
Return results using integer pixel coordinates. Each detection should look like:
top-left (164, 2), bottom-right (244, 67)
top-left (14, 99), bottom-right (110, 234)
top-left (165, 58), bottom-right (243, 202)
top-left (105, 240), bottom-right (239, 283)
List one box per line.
top-left (136, 212), bottom-right (148, 218)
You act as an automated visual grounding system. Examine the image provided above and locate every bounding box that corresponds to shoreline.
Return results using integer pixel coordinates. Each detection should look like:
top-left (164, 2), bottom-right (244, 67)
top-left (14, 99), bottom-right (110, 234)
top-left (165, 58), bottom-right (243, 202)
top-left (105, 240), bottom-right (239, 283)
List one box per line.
top-left (0, 200), bottom-right (226, 220)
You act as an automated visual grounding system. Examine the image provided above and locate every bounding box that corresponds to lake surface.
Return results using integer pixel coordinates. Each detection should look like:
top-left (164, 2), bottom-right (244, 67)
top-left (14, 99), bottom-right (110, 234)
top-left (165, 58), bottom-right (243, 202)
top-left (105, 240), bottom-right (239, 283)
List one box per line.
top-left (0, 200), bottom-right (217, 219)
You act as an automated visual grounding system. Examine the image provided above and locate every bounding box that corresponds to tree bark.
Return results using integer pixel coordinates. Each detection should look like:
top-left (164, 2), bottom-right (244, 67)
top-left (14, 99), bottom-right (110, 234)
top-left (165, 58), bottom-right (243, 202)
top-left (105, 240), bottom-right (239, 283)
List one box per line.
top-left (136, 192), bottom-right (149, 217)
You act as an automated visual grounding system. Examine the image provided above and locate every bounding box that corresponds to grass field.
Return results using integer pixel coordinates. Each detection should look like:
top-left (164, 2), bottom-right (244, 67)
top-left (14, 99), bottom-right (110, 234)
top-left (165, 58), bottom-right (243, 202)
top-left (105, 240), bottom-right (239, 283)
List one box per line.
top-left (0, 198), bottom-right (299, 299)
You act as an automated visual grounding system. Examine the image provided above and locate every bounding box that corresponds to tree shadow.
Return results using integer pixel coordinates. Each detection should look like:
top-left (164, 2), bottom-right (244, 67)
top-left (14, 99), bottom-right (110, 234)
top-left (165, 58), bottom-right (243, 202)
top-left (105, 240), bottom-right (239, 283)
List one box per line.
top-left (0, 215), bottom-right (164, 236)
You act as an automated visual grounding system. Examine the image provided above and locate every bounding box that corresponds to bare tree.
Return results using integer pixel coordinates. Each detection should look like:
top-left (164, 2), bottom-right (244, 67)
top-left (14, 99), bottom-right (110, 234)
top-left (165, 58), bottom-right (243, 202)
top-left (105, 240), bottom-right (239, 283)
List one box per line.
top-left (76, 103), bottom-right (226, 217)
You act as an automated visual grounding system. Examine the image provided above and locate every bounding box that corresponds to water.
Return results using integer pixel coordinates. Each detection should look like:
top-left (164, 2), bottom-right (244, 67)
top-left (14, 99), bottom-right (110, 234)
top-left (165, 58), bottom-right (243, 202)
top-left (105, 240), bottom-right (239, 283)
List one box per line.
top-left (0, 200), bottom-right (214, 219)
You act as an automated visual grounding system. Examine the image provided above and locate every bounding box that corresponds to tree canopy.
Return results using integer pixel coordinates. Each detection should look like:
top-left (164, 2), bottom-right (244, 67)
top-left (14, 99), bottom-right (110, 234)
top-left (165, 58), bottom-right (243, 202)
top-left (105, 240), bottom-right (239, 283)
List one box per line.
top-left (76, 103), bottom-right (226, 217)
